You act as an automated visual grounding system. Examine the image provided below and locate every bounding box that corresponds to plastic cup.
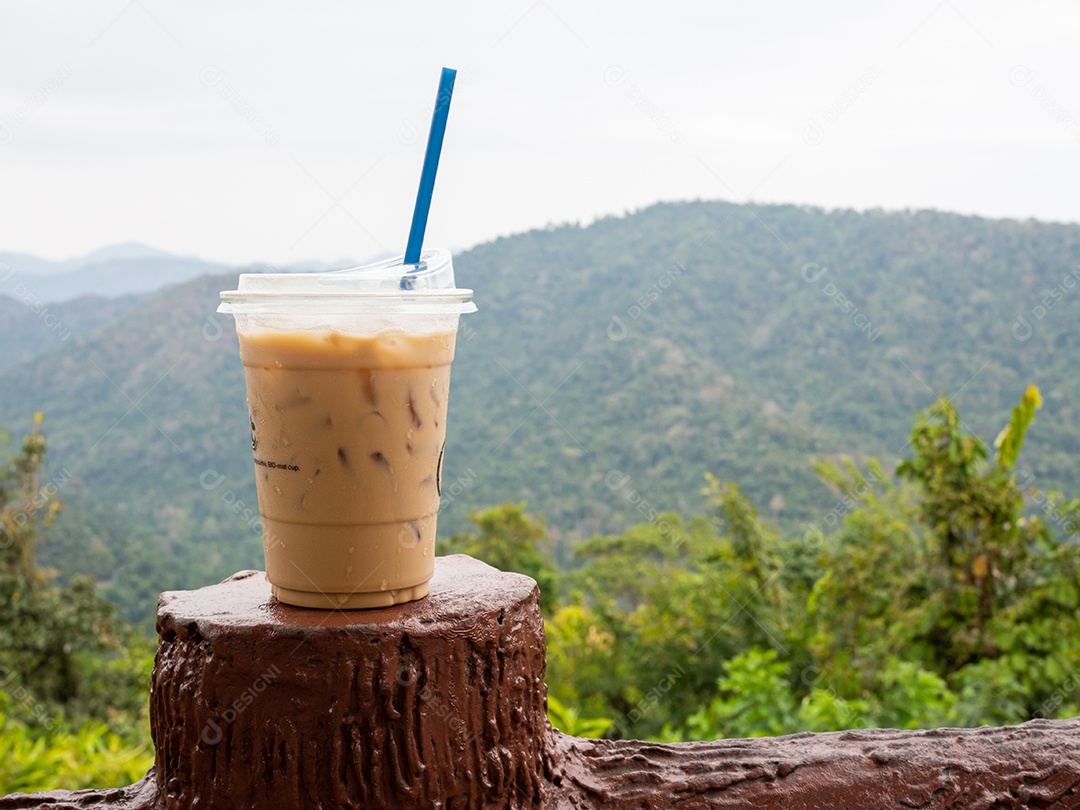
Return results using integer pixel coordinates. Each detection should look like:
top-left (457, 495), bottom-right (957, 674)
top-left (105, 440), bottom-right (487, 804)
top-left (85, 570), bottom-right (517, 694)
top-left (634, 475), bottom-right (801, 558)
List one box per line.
top-left (217, 249), bottom-right (475, 608)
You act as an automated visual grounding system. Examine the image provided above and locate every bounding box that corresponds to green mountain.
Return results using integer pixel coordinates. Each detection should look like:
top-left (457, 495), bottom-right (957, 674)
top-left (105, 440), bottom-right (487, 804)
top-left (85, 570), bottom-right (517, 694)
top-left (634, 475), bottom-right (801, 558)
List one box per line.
top-left (0, 293), bottom-right (147, 369)
top-left (1, 200), bottom-right (1078, 624)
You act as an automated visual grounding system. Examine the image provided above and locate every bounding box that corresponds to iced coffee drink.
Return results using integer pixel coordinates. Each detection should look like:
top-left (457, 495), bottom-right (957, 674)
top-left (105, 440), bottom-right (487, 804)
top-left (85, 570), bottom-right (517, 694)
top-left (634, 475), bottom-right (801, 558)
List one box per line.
top-left (219, 250), bottom-right (474, 608)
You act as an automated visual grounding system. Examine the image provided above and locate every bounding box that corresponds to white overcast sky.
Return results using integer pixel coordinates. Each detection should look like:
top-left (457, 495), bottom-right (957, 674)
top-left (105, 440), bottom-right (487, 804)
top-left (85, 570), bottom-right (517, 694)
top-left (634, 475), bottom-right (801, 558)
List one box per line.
top-left (1, 1), bottom-right (1078, 266)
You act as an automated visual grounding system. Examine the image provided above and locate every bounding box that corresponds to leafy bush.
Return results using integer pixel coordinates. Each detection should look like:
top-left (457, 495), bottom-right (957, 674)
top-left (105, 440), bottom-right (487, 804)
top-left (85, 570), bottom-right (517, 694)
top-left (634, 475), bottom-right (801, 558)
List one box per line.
top-left (0, 692), bottom-right (152, 793)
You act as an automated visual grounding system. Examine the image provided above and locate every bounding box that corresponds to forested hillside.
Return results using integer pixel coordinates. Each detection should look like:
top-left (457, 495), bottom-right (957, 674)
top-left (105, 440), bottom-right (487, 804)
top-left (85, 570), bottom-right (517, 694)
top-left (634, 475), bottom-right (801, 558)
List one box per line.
top-left (1, 200), bottom-right (1078, 624)
top-left (0, 293), bottom-right (146, 369)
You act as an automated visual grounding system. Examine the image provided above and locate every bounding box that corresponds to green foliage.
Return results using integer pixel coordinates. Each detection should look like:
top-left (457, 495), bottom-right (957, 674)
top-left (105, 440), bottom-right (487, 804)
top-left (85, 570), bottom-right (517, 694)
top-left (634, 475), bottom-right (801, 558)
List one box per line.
top-left (545, 499), bottom-right (794, 738)
top-left (543, 386), bottom-right (1080, 741)
top-left (994, 384), bottom-right (1042, 471)
top-left (872, 658), bottom-right (958, 729)
top-left (546, 694), bottom-right (613, 739)
top-left (796, 687), bottom-right (872, 734)
top-left (440, 502), bottom-right (560, 615)
top-left (889, 388), bottom-right (1074, 683)
top-left (678, 649), bottom-right (961, 740)
top-left (684, 648), bottom-right (797, 739)
top-left (0, 574), bottom-right (152, 721)
top-left (797, 387), bottom-right (1080, 730)
top-left (0, 692), bottom-right (152, 793)
top-left (0, 412), bottom-right (55, 576)
top-left (0, 418), bottom-right (153, 791)
top-left (544, 603), bottom-right (625, 722)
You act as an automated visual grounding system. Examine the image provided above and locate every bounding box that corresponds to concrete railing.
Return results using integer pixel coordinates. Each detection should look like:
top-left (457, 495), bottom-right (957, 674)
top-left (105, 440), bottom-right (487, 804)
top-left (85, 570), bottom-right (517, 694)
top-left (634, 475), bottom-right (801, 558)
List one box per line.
top-left (3, 555), bottom-right (1079, 809)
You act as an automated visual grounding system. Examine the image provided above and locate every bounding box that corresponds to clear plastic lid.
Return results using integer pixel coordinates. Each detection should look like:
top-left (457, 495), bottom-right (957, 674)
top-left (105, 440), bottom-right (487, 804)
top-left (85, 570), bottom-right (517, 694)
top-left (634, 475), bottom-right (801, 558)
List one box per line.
top-left (218, 249), bottom-right (476, 316)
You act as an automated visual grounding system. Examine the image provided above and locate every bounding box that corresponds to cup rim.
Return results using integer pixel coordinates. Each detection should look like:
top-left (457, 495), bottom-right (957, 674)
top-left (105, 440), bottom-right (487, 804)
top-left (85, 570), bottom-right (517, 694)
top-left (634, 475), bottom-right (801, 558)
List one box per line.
top-left (217, 248), bottom-right (475, 315)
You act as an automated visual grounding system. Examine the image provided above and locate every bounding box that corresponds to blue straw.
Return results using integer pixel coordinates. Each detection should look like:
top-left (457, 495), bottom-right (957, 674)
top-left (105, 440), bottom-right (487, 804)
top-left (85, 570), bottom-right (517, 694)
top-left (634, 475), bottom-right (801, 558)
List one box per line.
top-left (404, 67), bottom-right (457, 266)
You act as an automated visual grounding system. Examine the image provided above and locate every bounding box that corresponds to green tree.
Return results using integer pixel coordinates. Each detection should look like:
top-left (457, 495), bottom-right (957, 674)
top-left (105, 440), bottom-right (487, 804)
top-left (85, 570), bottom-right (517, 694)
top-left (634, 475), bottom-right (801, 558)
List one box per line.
top-left (680, 648), bottom-right (959, 740)
top-left (808, 386), bottom-right (1080, 724)
top-left (0, 416), bottom-right (153, 791)
top-left (440, 502), bottom-right (560, 615)
top-left (683, 648), bottom-right (798, 739)
top-left (896, 388), bottom-right (1040, 669)
top-left (547, 495), bottom-right (793, 740)
top-left (699, 477), bottom-right (788, 657)
top-left (683, 386), bottom-right (1080, 739)
top-left (804, 457), bottom-right (929, 696)
top-left (550, 514), bottom-right (714, 733)
top-left (0, 413), bottom-right (56, 576)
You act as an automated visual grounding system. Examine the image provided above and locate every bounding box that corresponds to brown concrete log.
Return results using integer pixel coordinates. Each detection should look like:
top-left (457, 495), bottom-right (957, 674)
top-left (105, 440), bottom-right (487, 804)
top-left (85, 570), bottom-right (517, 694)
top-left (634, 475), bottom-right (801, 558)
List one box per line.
top-left (0, 773), bottom-right (156, 810)
top-left (3, 558), bottom-right (1080, 809)
top-left (544, 722), bottom-right (1080, 808)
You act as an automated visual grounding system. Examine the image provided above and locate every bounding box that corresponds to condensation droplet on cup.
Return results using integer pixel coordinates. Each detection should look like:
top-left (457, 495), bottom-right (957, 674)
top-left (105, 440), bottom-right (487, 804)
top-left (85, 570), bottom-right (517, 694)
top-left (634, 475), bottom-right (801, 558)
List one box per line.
top-left (273, 486), bottom-right (282, 496)
top-left (348, 546), bottom-right (354, 554)
top-left (346, 565), bottom-right (353, 574)
top-left (380, 579), bottom-right (389, 591)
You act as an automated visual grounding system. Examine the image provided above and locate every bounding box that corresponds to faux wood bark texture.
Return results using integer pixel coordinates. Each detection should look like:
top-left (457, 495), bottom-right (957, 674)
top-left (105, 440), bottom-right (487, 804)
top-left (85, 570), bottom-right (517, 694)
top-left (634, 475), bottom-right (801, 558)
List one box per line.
top-left (544, 721), bottom-right (1080, 808)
